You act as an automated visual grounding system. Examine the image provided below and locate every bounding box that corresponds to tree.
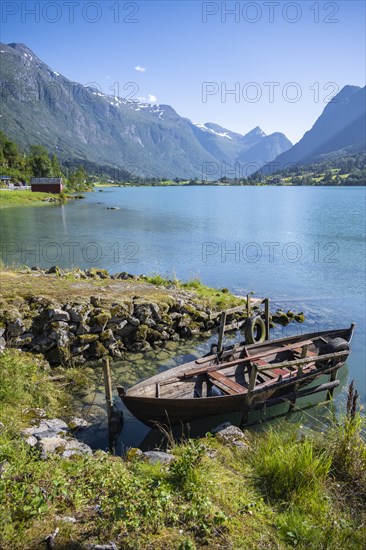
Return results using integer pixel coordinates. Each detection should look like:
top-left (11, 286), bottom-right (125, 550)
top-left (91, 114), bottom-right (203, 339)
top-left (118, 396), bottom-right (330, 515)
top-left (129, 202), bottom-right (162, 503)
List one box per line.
top-left (0, 131), bottom-right (20, 168)
top-left (28, 145), bottom-right (52, 177)
top-left (67, 165), bottom-right (88, 191)
top-left (51, 154), bottom-right (63, 177)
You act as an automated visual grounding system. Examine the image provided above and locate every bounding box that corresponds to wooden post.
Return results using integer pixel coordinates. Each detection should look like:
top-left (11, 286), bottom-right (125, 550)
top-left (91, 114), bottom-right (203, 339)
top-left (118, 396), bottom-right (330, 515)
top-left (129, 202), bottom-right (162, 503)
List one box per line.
top-left (246, 293), bottom-right (251, 318)
top-left (327, 368), bottom-right (339, 400)
top-left (264, 298), bottom-right (270, 341)
top-left (102, 357), bottom-right (115, 453)
top-left (103, 357), bottom-right (113, 422)
top-left (217, 311), bottom-right (227, 353)
top-left (245, 363), bottom-right (257, 405)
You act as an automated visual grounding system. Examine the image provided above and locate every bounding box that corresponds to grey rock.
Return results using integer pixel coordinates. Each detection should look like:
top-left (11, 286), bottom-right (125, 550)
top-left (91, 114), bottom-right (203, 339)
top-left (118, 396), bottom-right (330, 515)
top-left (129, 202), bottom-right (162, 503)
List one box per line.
top-left (68, 417), bottom-right (91, 430)
top-left (212, 423), bottom-right (250, 448)
top-left (7, 318), bottom-right (24, 337)
top-left (30, 334), bottom-right (54, 352)
top-left (91, 544), bottom-right (118, 550)
top-left (71, 344), bottom-right (90, 355)
top-left (76, 322), bottom-right (90, 335)
top-left (47, 266), bottom-right (60, 274)
top-left (48, 309), bottom-right (70, 322)
top-left (23, 418), bottom-right (69, 439)
top-left (115, 322), bottom-right (135, 338)
top-left (0, 337), bottom-right (6, 350)
top-left (49, 328), bottom-right (69, 347)
top-left (25, 435), bottom-right (38, 446)
top-left (108, 346), bottom-right (123, 358)
top-left (12, 332), bottom-right (33, 347)
top-left (128, 341), bottom-right (152, 352)
top-left (36, 436), bottom-right (66, 458)
top-left (61, 440), bottom-right (93, 458)
top-left (143, 451), bottom-right (175, 465)
top-left (170, 312), bottom-right (182, 321)
top-left (211, 422), bottom-right (233, 434)
top-left (69, 306), bottom-right (90, 324)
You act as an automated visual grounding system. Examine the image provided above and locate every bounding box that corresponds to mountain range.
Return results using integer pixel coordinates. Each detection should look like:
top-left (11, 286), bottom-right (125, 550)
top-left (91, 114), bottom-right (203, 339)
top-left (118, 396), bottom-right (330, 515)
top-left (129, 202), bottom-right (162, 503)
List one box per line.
top-left (0, 42), bottom-right (292, 179)
top-left (261, 85), bottom-right (366, 173)
top-left (0, 43), bottom-right (364, 180)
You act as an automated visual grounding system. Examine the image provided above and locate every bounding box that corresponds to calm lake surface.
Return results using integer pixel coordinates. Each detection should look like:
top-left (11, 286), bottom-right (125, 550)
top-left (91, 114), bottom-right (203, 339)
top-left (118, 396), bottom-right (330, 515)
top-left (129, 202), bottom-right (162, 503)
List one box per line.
top-left (1, 186), bottom-right (365, 448)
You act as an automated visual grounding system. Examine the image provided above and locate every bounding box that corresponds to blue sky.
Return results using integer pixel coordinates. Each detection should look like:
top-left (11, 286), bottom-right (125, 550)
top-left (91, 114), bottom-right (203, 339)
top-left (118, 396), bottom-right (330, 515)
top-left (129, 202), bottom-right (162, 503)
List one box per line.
top-left (2, 0), bottom-right (365, 143)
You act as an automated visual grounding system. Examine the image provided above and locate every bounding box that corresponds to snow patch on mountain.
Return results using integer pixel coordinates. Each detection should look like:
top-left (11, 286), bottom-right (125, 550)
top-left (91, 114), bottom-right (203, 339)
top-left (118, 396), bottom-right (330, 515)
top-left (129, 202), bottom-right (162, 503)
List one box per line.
top-left (194, 122), bottom-right (233, 139)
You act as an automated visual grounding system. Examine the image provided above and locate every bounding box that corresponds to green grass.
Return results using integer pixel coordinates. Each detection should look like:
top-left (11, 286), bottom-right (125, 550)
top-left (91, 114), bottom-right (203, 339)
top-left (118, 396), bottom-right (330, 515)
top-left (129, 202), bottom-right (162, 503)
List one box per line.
top-left (0, 349), bottom-right (66, 429)
top-left (142, 275), bottom-right (245, 310)
top-left (250, 426), bottom-right (332, 501)
top-left (0, 347), bottom-right (365, 548)
top-left (0, 190), bottom-right (62, 208)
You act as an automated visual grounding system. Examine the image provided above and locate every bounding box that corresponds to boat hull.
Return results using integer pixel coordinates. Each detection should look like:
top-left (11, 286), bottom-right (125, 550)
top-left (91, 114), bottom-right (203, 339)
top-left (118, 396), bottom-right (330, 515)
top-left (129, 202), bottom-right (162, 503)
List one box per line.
top-left (120, 325), bottom-right (354, 428)
top-left (122, 364), bottom-right (346, 427)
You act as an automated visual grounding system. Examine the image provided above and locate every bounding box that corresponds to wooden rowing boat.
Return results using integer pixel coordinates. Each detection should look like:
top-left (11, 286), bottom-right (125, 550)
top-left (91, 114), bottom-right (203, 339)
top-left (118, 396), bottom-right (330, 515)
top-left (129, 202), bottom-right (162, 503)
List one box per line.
top-left (118, 324), bottom-right (355, 428)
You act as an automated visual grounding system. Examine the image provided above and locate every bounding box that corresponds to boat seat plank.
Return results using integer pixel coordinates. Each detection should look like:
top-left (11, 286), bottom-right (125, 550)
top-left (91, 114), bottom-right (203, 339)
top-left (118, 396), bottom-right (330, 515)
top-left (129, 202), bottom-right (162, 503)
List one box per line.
top-left (252, 359), bottom-right (268, 367)
top-left (252, 359), bottom-right (289, 377)
top-left (271, 368), bottom-right (290, 376)
top-left (180, 339), bottom-right (314, 379)
top-left (292, 346), bottom-right (318, 358)
top-left (209, 371), bottom-right (247, 394)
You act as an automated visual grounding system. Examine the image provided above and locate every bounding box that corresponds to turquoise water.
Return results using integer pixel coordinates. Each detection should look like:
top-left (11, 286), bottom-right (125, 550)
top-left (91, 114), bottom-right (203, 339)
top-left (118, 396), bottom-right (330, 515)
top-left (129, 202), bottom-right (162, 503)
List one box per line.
top-left (1, 186), bottom-right (365, 421)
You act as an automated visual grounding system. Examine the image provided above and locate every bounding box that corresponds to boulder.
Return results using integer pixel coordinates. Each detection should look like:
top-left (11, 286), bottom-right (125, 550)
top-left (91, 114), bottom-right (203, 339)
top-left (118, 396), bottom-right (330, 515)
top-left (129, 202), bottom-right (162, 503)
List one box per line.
top-left (22, 419), bottom-right (92, 459)
top-left (7, 318), bottom-right (24, 337)
top-left (68, 305), bottom-right (91, 323)
top-left (61, 440), bottom-right (93, 458)
top-left (36, 436), bottom-right (66, 459)
top-left (143, 451), bottom-right (175, 465)
top-left (48, 309), bottom-right (70, 323)
top-left (212, 422), bottom-right (250, 449)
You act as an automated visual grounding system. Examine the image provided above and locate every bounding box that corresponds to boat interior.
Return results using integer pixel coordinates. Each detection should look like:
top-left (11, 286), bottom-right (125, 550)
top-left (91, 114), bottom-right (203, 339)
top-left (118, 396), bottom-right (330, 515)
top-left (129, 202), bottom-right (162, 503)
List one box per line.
top-left (127, 331), bottom-right (350, 400)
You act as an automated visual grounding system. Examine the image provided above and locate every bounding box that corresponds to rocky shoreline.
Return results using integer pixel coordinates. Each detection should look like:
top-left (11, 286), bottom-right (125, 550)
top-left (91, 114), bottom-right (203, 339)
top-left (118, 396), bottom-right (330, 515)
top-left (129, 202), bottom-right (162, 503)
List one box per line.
top-left (0, 267), bottom-right (304, 366)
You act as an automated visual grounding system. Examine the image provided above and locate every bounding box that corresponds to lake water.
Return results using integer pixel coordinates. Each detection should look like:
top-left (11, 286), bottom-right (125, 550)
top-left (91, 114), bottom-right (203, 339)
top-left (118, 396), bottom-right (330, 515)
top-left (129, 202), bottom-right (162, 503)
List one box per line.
top-left (1, 186), bottom-right (365, 448)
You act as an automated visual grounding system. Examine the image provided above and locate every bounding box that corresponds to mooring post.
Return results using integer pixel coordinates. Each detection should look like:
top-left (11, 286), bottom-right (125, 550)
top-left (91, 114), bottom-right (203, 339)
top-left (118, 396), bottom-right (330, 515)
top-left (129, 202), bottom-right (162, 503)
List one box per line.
top-left (102, 357), bottom-right (114, 451)
top-left (217, 311), bottom-right (227, 353)
top-left (264, 298), bottom-right (270, 341)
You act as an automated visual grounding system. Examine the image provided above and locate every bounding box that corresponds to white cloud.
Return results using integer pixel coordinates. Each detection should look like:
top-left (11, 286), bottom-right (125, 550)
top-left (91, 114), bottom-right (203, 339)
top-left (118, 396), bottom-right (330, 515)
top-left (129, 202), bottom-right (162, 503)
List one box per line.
top-left (137, 94), bottom-right (157, 104)
top-left (135, 65), bottom-right (146, 72)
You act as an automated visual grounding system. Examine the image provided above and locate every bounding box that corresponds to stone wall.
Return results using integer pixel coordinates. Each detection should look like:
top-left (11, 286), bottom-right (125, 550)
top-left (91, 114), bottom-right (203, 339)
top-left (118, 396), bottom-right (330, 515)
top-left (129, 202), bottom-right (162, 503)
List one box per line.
top-left (0, 290), bottom-right (244, 366)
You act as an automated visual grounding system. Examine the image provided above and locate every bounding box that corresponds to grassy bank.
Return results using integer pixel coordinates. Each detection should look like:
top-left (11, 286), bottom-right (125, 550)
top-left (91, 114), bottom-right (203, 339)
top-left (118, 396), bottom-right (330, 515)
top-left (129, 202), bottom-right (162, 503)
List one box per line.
top-left (0, 349), bottom-right (365, 549)
top-left (0, 268), bottom-right (246, 312)
top-left (0, 190), bottom-right (63, 209)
